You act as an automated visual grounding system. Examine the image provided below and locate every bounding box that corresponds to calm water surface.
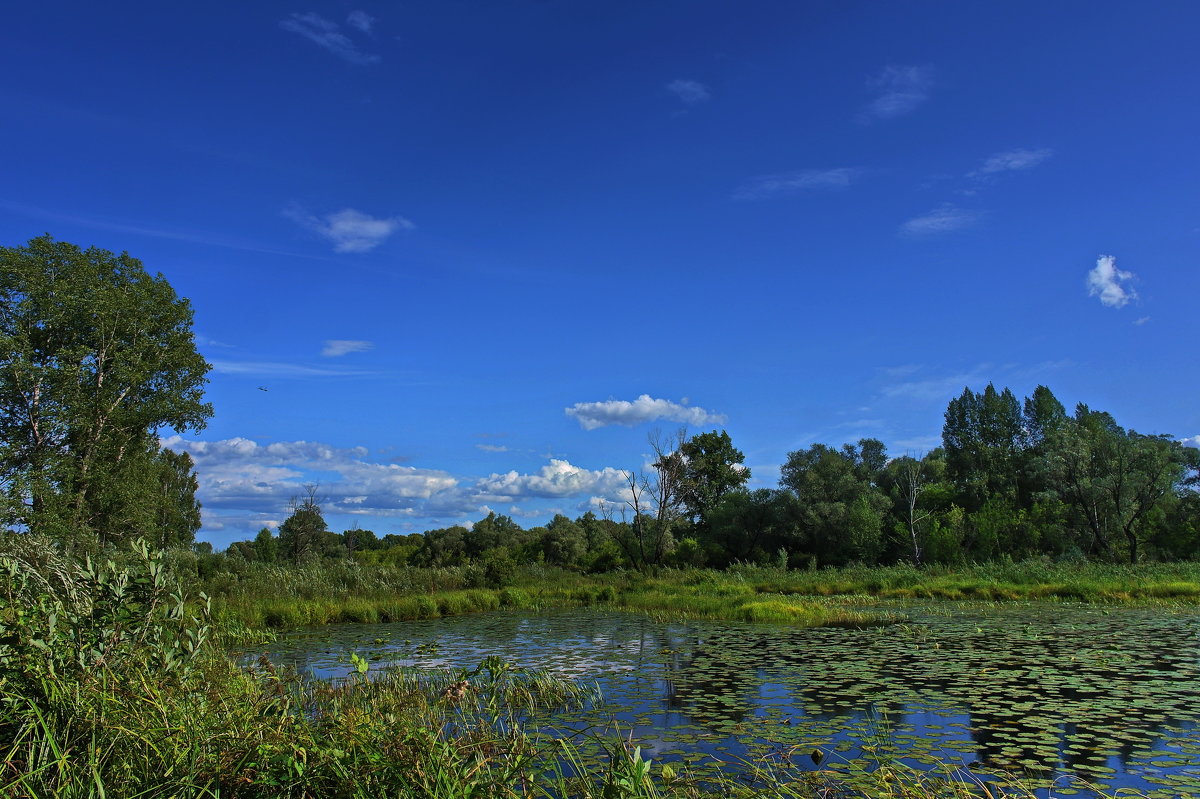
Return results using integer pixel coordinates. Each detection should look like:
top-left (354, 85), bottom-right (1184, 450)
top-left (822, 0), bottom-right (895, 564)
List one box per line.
top-left (250, 603), bottom-right (1200, 797)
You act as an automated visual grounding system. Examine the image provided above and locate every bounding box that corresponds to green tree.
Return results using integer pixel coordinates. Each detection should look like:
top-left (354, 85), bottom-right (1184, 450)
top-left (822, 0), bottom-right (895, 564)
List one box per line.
top-left (150, 447), bottom-right (202, 549)
top-left (0, 236), bottom-right (211, 548)
top-left (676, 430), bottom-right (750, 527)
top-left (779, 439), bottom-right (892, 566)
top-left (942, 384), bottom-right (1024, 511)
top-left (541, 514), bottom-right (586, 567)
top-left (253, 527), bottom-right (279, 563)
top-left (277, 486), bottom-right (328, 562)
top-left (1040, 405), bottom-right (1193, 562)
top-left (702, 489), bottom-right (800, 566)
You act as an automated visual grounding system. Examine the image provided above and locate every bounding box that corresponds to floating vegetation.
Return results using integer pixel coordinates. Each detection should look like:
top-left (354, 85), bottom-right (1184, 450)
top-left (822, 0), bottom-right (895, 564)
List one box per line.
top-left (261, 603), bottom-right (1200, 797)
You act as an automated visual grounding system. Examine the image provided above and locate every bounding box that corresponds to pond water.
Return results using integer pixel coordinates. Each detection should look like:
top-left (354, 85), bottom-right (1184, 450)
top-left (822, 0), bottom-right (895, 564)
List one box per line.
top-left (249, 603), bottom-right (1200, 797)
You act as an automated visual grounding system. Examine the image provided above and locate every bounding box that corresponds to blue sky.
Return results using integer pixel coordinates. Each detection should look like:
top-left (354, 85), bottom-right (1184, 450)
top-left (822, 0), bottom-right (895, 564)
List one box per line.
top-left (3, 1), bottom-right (1198, 548)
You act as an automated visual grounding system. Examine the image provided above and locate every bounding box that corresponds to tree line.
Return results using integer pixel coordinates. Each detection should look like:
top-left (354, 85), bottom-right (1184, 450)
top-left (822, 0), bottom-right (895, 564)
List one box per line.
top-left (233, 386), bottom-right (1199, 571)
top-left (3, 236), bottom-right (1197, 568)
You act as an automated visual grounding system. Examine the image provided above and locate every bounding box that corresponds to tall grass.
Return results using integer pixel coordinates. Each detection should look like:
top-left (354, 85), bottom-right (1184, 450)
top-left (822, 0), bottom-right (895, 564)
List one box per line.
top-left (196, 557), bottom-right (1200, 635)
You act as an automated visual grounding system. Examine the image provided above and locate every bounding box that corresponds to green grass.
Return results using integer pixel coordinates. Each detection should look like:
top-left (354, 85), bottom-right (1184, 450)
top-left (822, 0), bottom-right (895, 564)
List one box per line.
top-left (203, 559), bottom-right (1200, 634)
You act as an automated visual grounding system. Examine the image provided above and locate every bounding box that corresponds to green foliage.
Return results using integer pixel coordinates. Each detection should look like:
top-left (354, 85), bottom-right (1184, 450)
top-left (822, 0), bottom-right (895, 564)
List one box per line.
top-left (0, 235), bottom-right (211, 550)
top-left (277, 487), bottom-right (329, 562)
top-left (676, 430), bottom-right (750, 526)
top-left (0, 536), bottom-right (211, 693)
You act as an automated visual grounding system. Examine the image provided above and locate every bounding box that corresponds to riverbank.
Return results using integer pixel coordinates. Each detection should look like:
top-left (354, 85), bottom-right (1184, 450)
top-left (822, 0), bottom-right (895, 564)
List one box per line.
top-left (206, 559), bottom-right (1200, 632)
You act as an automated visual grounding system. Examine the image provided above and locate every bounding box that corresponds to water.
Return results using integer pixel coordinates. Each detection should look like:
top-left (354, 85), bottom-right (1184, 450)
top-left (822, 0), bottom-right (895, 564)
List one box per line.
top-left (246, 603), bottom-right (1200, 796)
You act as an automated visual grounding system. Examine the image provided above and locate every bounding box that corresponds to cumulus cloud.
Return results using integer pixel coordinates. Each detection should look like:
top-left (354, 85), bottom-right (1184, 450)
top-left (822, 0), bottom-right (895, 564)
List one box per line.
top-left (734, 168), bottom-right (864, 201)
top-left (476, 460), bottom-right (627, 500)
top-left (566, 395), bottom-right (726, 430)
top-left (1086, 255), bottom-right (1138, 308)
top-left (346, 10), bottom-right (375, 34)
top-left (285, 206), bottom-right (414, 253)
top-left (1181, 435), bottom-right (1200, 450)
top-left (280, 12), bottom-right (379, 65)
top-left (161, 435), bottom-right (461, 519)
top-left (900, 204), bottom-right (980, 236)
top-left (321, 339), bottom-right (374, 357)
top-left (971, 148), bottom-right (1053, 177)
top-left (165, 435), bottom-right (637, 544)
top-left (666, 79), bottom-right (710, 104)
top-left (861, 65), bottom-right (932, 121)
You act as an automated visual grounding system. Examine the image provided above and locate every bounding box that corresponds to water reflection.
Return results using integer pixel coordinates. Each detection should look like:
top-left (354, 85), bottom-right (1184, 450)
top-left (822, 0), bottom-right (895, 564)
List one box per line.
top-left (248, 603), bottom-right (1200, 796)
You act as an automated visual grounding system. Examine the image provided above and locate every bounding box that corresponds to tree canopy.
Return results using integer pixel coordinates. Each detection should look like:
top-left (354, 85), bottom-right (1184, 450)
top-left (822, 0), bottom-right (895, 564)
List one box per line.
top-left (0, 236), bottom-right (211, 549)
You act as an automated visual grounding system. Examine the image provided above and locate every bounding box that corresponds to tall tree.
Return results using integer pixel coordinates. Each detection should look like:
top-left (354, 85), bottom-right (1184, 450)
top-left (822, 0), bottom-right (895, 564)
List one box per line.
top-left (277, 485), bottom-right (328, 562)
top-left (779, 439), bottom-right (892, 566)
top-left (942, 384), bottom-right (1024, 510)
top-left (0, 236), bottom-right (211, 548)
top-left (1040, 405), bottom-right (1193, 562)
top-left (677, 430), bottom-right (750, 527)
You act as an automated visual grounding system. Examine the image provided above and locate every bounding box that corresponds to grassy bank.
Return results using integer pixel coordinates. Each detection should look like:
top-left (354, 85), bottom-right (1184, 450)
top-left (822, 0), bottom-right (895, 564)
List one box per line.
top-left (735, 559), bottom-right (1200, 602)
top-left (200, 558), bottom-right (1200, 633)
top-left (207, 560), bottom-right (897, 631)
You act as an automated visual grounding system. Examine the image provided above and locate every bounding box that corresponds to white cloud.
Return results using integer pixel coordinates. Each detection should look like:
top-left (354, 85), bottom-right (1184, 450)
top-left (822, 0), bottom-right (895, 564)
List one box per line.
top-left (161, 435), bottom-right (461, 518)
top-left (1086, 255), bottom-right (1138, 308)
top-left (972, 148), bottom-right (1053, 177)
top-left (346, 10), bottom-right (375, 34)
top-left (1134, 316), bottom-right (1151, 326)
top-left (285, 206), bottom-right (414, 253)
top-left (861, 65), bottom-right (932, 121)
top-left (476, 460), bottom-right (627, 500)
top-left (565, 394), bottom-right (726, 430)
top-left (1180, 435), bottom-right (1200, 450)
top-left (321, 339), bottom-right (374, 357)
top-left (901, 204), bottom-right (980, 236)
top-left (476, 444), bottom-right (509, 453)
top-left (734, 168), bottom-right (864, 201)
top-left (166, 435), bottom-right (639, 544)
top-left (280, 12), bottom-right (379, 65)
top-left (666, 79), bottom-right (710, 104)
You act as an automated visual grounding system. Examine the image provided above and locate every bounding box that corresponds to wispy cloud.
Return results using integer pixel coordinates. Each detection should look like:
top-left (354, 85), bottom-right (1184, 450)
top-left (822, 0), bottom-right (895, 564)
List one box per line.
top-left (733, 168), bottom-right (864, 201)
top-left (346, 10), bottom-right (375, 34)
top-left (321, 340), bottom-right (374, 357)
top-left (475, 444), bottom-right (509, 453)
top-left (285, 206), bottom-right (414, 253)
top-left (970, 147), bottom-right (1053, 177)
top-left (0, 198), bottom-right (327, 260)
top-left (861, 65), bottom-right (932, 122)
top-left (209, 360), bottom-right (375, 378)
top-left (566, 395), bottom-right (726, 431)
top-left (901, 204), bottom-right (980, 236)
top-left (1086, 255), bottom-right (1138, 308)
top-left (280, 12), bottom-right (379, 65)
top-left (880, 364), bottom-right (995, 402)
top-left (666, 79), bottom-right (710, 104)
